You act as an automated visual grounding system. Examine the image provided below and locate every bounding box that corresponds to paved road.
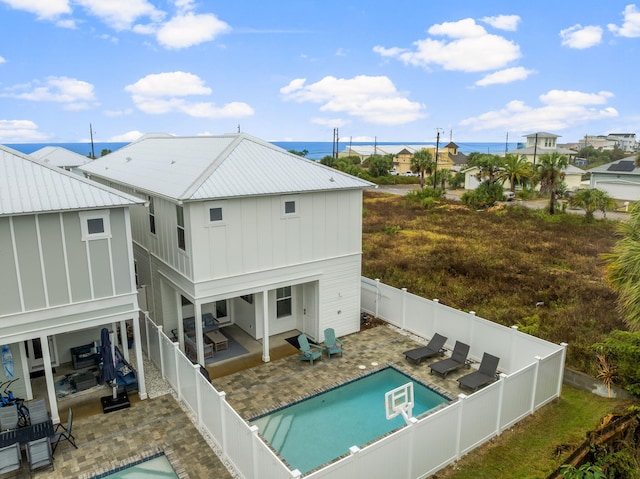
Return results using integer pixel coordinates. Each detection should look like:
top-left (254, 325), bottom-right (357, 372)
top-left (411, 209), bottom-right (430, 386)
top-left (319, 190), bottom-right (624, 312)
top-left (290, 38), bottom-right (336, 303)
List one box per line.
top-left (372, 185), bottom-right (629, 221)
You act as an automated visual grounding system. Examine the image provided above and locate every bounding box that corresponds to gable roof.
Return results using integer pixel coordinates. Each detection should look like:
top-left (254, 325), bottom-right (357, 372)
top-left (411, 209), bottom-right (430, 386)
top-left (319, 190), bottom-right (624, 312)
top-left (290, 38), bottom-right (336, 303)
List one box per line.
top-left (81, 133), bottom-right (374, 201)
top-left (29, 146), bottom-right (92, 168)
top-left (0, 145), bottom-right (142, 217)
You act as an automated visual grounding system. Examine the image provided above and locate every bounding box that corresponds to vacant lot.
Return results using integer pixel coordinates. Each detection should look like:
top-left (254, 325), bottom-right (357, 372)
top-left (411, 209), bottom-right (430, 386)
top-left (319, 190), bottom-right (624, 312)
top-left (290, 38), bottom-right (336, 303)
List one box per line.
top-left (361, 191), bottom-right (626, 375)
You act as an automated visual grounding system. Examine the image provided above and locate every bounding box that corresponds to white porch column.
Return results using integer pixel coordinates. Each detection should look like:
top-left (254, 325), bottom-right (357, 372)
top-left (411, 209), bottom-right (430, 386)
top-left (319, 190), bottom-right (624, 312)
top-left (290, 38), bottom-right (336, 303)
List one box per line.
top-left (262, 290), bottom-right (270, 362)
top-left (133, 314), bottom-right (147, 400)
top-left (195, 303), bottom-right (204, 365)
top-left (177, 290), bottom-right (185, 352)
top-left (120, 319), bottom-right (130, 362)
top-left (39, 334), bottom-right (60, 424)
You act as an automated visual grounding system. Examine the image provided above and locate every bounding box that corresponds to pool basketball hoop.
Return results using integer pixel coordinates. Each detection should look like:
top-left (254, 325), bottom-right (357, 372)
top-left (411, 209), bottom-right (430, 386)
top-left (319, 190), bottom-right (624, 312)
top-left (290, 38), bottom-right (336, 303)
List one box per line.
top-left (385, 382), bottom-right (414, 424)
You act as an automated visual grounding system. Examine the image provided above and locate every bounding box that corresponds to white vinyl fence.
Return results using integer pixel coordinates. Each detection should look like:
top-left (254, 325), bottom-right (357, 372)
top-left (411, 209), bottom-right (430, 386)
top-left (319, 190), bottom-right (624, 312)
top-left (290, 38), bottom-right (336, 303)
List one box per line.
top-left (137, 277), bottom-right (566, 479)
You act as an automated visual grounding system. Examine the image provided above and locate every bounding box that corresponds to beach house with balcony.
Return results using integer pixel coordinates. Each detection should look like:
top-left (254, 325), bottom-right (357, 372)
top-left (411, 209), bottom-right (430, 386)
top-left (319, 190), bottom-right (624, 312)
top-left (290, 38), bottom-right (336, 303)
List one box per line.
top-left (80, 133), bottom-right (373, 366)
top-left (0, 145), bottom-right (146, 423)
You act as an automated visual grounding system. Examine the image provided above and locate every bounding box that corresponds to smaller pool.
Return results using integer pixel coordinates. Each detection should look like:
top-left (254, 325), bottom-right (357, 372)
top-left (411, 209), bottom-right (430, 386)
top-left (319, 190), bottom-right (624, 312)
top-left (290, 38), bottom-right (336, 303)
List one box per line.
top-left (92, 453), bottom-right (179, 479)
top-left (251, 366), bottom-right (451, 473)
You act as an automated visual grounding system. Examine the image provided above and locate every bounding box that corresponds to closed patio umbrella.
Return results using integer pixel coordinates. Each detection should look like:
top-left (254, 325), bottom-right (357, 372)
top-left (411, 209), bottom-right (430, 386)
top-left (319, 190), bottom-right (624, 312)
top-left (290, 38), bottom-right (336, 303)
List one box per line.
top-left (100, 328), bottom-right (117, 400)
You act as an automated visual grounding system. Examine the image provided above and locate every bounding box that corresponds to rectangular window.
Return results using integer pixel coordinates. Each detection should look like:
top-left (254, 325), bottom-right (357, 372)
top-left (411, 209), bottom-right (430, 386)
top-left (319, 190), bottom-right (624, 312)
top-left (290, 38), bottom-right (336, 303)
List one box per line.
top-left (276, 286), bottom-right (292, 318)
top-left (215, 300), bottom-right (228, 319)
top-left (209, 207), bottom-right (223, 222)
top-left (149, 197), bottom-right (156, 234)
top-left (284, 201), bottom-right (296, 214)
top-left (79, 211), bottom-right (110, 241)
top-left (176, 205), bottom-right (185, 251)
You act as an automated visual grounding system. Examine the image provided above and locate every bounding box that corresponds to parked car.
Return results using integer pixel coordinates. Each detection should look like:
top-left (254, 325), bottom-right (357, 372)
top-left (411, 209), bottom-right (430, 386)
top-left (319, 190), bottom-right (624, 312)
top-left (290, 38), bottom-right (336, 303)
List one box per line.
top-left (403, 171), bottom-right (418, 177)
top-left (388, 170), bottom-right (399, 176)
top-left (503, 191), bottom-right (515, 201)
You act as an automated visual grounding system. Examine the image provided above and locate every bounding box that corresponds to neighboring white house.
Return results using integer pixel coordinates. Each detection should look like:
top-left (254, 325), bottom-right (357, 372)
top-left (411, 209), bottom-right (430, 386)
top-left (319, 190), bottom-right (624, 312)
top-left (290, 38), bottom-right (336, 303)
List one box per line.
top-left (29, 146), bottom-right (92, 174)
top-left (607, 133), bottom-right (637, 153)
top-left (80, 133), bottom-right (374, 366)
top-left (589, 156), bottom-right (640, 200)
top-left (462, 164), bottom-right (584, 192)
top-left (0, 145), bottom-right (147, 424)
top-left (508, 132), bottom-right (577, 164)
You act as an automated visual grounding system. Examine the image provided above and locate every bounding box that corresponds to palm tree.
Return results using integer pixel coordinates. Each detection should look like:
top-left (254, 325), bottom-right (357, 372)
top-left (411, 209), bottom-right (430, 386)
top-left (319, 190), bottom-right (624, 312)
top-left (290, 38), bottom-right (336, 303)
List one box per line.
top-left (411, 149), bottom-right (434, 189)
top-left (472, 154), bottom-right (503, 186)
top-left (497, 154), bottom-right (532, 192)
top-left (569, 189), bottom-right (600, 221)
top-left (534, 152), bottom-right (568, 215)
top-left (604, 202), bottom-right (640, 331)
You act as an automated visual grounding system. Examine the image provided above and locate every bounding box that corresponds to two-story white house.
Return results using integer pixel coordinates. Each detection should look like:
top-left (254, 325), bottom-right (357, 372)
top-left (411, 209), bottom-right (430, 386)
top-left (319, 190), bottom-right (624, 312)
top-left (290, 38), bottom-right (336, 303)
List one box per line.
top-left (0, 145), bottom-right (147, 423)
top-left (508, 132), bottom-right (577, 164)
top-left (80, 133), bottom-right (373, 366)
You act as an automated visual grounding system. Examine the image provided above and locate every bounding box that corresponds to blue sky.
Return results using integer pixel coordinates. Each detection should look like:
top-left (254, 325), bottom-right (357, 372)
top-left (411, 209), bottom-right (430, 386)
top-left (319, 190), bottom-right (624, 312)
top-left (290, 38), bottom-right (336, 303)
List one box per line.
top-left (1, 1), bottom-right (639, 145)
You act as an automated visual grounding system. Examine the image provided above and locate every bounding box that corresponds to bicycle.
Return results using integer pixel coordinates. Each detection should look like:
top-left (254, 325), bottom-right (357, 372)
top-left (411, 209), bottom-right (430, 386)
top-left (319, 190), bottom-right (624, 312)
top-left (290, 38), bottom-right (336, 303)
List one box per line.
top-left (0, 378), bottom-right (30, 427)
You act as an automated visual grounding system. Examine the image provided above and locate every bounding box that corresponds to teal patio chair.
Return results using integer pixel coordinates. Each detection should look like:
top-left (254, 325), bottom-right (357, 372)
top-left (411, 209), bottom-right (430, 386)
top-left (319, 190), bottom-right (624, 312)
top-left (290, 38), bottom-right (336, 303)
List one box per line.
top-left (297, 334), bottom-right (322, 365)
top-left (323, 328), bottom-right (344, 358)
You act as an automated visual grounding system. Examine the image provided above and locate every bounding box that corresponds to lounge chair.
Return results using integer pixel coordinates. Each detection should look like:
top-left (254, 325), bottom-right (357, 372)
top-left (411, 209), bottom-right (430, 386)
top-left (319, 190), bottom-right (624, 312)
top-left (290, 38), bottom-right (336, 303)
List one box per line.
top-left (404, 333), bottom-right (447, 365)
top-left (0, 442), bottom-right (21, 475)
top-left (51, 407), bottom-right (77, 454)
top-left (297, 334), bottom-right (322, 365)
top-left (323, 328), bottom-right (344, 358)
top-left (429, 341), bottom-right (470, 378)
top-left (457, 353), bottom-right (500, 392)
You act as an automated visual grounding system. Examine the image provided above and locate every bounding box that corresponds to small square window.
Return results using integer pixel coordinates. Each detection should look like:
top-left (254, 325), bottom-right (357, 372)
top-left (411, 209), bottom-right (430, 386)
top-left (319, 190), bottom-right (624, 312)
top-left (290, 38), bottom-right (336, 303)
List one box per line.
top-left (87, 218), bottom-right (105, 234)
top-left (284, 201), bottom-right (296, 214)
top-left (79, 211), bottom-right (110, 241)
top-left (209, 207), bottom-right (223, 222)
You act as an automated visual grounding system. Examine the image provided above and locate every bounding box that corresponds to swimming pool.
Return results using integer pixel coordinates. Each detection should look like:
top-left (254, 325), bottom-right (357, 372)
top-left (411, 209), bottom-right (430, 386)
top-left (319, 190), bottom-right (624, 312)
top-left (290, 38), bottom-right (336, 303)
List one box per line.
top-left (91, 453), bottom-right (179, 479)
top-left (251, 367), bottom-right (451, 473)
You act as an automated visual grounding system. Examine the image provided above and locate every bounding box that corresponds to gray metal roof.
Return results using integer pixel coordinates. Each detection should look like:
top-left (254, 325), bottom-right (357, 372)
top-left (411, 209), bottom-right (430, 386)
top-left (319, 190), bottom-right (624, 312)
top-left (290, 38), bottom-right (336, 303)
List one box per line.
top-left (0, 145), bottom-right (142, 217)
top-left (80, 133), bottom-right (374, 201)
top-left (590, 156), bottom-right (640, 175)
top-left (341, 144), bottom-right (433, 156)
top-left (29, 146), bottom-right (92, 168)
top-left (507, 146), bottom-right (577, 156)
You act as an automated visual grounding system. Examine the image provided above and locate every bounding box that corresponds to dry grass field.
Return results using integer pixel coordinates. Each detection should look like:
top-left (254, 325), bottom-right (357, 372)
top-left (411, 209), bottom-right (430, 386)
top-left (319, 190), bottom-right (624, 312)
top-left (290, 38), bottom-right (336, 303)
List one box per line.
top-left (361, 190), bottom-right (626, 375)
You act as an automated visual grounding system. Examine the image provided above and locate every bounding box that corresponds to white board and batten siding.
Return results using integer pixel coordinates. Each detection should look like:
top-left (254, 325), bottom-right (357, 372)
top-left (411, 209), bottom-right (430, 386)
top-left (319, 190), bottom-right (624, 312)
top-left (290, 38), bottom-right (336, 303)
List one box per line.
top-left (188, 189), bottom-right (363, 282)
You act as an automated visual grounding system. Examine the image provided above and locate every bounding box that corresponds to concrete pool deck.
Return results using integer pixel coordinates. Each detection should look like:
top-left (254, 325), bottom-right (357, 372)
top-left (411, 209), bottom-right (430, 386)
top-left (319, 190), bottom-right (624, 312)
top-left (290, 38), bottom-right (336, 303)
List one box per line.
top-left (25, 325), bottom-right (473, 478)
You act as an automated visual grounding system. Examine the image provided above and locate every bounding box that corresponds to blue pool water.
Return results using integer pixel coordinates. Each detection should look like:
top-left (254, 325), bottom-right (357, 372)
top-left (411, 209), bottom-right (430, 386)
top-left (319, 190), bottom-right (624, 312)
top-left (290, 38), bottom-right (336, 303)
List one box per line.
top-left (251, 367), bottom-right (450, 473)
top-left (93, 453), bottom-right (178, 478)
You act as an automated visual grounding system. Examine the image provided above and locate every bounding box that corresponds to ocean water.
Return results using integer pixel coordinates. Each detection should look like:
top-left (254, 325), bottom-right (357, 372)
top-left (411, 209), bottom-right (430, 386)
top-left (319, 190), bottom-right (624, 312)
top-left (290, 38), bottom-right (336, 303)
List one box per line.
top-left (7, 140), bottom-right (518, 161)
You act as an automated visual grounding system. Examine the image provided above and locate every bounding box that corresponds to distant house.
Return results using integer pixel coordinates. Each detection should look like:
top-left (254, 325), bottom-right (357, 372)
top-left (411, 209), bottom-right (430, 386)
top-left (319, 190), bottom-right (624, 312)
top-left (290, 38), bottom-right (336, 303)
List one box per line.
top-left (589, 156), bottom-right (640, 200)
top-left (29, 146), bottom-right (92, 174)
top-left (607, 133), bottom-right (637, 153)
top-left (508, 132), bottom-right (577, 164)
top-left (0, 145), bottom-right (146, 424)
top-left (81, 133), bottom-right (373, 366)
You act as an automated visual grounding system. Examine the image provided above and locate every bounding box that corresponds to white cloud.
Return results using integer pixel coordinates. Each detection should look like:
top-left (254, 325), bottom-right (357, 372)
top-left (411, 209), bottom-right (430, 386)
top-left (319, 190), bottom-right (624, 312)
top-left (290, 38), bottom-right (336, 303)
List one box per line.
top-left (560, 24), bottom-right (603, 49)
top-left (0, 119), bottom-right (51, 142)
top-left (311, 117), bottom-right (349, 128)
top-left (109, 130), bottom-right (144, 142)
top-left (2, 76), bottom-right (97, 109)
top-left (608, 4), bottom-right (640, 37)
top-left (125, 71), bottom-right (254, 119)
top-left (75, 0), bottom-right (164, 31)
top-left (0, 0), bottom-right (70, 19)
top-left (374, 18), bottom-right (521, 72)
top-left (475, 67), bottom-right (534, 86)
top-left (460, 89), bottom-right (618, 132)
top-left (280, 75), bottom-right (425, 126)
top-left (156, 12), bottom-right (230, 49)
top-left (480, 15), bottom-right (521, 31)
top-left (0, 56), bottom-right (5, 64)
top-left (125, 71), bottom-right (212, 96)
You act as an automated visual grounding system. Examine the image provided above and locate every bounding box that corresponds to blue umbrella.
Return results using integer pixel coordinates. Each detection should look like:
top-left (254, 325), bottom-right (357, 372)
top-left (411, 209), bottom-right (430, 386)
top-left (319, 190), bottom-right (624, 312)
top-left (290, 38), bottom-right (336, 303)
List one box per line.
top-left (100, 328), bottom-right (117, 399)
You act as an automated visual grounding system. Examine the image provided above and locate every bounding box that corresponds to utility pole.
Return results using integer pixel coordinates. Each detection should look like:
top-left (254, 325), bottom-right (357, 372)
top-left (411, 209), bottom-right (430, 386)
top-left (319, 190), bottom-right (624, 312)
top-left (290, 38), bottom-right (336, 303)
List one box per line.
top-left (89, 123), bottom-right (95, 159)
top-left (533, 133), bottom-right (538, 165)
top-left (433, 128), bottom-right (443, 189)
top-left (505, 132), bottom-right (509, 156)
